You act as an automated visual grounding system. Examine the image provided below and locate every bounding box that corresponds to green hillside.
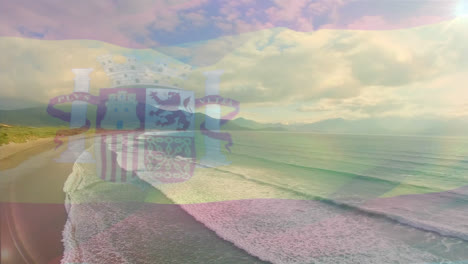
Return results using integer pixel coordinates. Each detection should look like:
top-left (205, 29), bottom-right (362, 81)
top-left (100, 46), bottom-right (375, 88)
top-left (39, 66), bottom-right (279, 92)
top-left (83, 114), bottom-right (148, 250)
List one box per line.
top-left (0, 124), bottom-right (63, 145)
top-left (0, 104), bottom-right (98, 127)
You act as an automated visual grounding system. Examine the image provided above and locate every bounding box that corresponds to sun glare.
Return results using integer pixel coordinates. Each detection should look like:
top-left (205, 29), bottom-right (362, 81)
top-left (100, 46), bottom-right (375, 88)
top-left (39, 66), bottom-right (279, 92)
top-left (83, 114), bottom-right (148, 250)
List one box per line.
top-left (456, 0), bottom-right (468, 17)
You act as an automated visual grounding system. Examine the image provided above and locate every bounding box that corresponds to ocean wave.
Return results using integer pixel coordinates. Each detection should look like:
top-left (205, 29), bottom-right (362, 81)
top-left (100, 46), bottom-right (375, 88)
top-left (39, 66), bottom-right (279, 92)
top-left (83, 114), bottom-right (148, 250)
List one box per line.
top-left (234, 138), bottom-right (468, 163)
top-left (229, 152), bottom-right (454, 193)
top-left (234, 142), bottom-right (468, 172)
top-left (241, 167), bottom-right (468, 241)
top-left (178, 198), bottom-right (468, 264)
top-left (220, 165), bottom-right (468, 240)
top-left (157, 163), bottom-right (468, 245)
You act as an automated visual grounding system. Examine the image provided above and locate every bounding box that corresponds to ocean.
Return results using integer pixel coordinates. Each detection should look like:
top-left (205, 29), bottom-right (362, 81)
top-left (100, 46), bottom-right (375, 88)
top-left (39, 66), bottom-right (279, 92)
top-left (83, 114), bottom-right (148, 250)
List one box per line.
top-left (157, 131), bottom-right (468, 263)
top-left (64, 131), bottom-right (468, 264)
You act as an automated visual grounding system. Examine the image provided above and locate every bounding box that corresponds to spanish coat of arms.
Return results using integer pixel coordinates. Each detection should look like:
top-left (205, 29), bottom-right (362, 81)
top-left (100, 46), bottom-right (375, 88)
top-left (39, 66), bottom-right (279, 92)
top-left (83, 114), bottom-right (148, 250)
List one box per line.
top-left (47, 55), bottom-right (239, 185)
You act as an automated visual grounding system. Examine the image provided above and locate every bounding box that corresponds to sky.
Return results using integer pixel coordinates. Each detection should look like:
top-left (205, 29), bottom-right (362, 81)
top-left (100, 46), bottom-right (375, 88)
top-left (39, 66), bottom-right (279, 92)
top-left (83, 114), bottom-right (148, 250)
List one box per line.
top-left (0, 0), bottom-right (467, 123)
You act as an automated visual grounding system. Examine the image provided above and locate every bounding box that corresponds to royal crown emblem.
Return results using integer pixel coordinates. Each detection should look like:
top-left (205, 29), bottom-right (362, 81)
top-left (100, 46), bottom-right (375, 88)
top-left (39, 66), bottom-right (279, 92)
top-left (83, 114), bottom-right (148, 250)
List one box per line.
top-left (97, 54), bottom-right (191, 88)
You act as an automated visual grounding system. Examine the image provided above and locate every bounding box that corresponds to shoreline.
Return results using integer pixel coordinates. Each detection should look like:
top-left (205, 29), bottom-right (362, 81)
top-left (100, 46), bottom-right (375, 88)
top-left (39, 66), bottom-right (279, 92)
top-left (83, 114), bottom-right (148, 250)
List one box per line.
top-left (0, 137), bottom-right (56, 170)
top-left (1, 135), bottom-right (267, 263)
top-left (0, 137), bottom-right (54, 159)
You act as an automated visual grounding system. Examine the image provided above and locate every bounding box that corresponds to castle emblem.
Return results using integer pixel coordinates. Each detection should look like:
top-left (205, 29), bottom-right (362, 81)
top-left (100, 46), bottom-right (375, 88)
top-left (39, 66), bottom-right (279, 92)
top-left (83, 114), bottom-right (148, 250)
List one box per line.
top-left (101, 91), bottom-right (139, 130)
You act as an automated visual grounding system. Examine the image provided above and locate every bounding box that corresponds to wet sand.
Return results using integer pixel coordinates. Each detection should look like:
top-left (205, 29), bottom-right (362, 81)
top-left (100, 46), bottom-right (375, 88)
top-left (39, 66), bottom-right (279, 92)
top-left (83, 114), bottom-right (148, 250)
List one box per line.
top-left (0, 138), bottom-right (56, 170)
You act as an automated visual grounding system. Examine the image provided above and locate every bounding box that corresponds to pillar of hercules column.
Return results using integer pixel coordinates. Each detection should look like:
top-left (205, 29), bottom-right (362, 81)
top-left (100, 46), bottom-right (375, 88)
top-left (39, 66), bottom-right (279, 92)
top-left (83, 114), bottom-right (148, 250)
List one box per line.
top-left (56, 68), bottom-right (95, 163)
top-left (199, 70), bottom-right (230, 167)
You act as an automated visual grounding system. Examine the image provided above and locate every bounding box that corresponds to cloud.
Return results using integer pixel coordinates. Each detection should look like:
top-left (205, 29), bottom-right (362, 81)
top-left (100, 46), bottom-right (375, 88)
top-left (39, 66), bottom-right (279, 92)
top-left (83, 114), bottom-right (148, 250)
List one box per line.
top-left (297, 89), bottom-right (407, 118)
top-left (182, 18), bottom-right (467, 104)
top-left (0, 37), bottom-right (185, 104)
top-left (294, 67), bottom-right (468, 121)
top-left (345, 15), bottom-right (449, 30)
top-left (177, 17), bottom-right (468, 122)
top-left (0, 0), bottom-right (212, 48)
top-left (0, 0), bottom-right (459, 52)
top-left (1, 16), bottom-right (468, 123)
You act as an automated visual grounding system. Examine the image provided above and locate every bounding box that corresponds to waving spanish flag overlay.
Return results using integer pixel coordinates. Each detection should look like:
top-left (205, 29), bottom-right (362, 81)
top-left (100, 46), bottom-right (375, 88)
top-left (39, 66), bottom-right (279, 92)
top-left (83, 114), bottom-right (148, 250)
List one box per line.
top-left (1, 1), bottom-right (468, 263)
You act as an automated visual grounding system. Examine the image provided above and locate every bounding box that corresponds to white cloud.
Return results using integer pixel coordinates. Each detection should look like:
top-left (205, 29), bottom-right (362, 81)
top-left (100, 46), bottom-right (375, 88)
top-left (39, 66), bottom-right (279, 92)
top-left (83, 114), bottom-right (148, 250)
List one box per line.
top-left (2, 17), bottom-right (468, 123)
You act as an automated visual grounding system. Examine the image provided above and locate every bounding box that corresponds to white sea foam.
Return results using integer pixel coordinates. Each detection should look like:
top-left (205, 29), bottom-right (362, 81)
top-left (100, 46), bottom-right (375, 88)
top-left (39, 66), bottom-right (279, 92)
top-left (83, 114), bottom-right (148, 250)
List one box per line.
top-left (153, 167), bottom-right (468, 264)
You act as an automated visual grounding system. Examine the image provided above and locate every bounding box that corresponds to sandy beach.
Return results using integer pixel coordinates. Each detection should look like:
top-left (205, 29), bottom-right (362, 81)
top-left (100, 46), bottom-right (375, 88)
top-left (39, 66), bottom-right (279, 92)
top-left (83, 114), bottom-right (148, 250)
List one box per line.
top-left (0, 138), bottom-right (57, 170)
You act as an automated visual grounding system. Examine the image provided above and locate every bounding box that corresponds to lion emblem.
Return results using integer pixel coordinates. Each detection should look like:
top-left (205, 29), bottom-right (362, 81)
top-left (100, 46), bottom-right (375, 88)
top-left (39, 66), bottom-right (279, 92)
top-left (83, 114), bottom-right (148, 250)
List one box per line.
top-left (149, 91), bottom-right (192, 130)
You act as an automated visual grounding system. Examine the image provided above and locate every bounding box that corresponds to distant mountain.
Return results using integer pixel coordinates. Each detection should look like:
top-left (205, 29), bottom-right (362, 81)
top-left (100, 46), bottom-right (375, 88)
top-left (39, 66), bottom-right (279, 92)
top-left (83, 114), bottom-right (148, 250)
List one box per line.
top-left (223, 116), bottom-right (468, 136)
top-left (290, 117), bottom-right (468, 136)
top-left (0, 106), bottom-right (68, 127)
top-left (231, 117), bottom-right (266, 130)
top-left (0, 104), bottom-right (100, 127)
top-left (230, 117), bottom-right (287, 131)
top-left (0, 97), bottom-right (43, 110)
top-left (194, 113), bottom-right (253, 131)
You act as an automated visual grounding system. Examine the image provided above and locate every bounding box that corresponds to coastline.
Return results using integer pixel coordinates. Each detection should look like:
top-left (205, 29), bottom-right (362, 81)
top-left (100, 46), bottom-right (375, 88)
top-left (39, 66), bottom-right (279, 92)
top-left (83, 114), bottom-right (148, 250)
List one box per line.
top-left (0, 138), bottom-right (55, 170)
top-left (6, 133), bottom-right (468, 263)
top-left (0, 136), bottom-right (266, 263)
top-left (49, 136), bottom-right (268, 264)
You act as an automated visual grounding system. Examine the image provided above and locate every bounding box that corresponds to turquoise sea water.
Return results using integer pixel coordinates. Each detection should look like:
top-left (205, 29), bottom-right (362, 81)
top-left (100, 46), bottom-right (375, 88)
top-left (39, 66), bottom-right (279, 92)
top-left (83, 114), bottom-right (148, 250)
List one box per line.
top-left (172, 132), bottom-right (468, 263)
top-left (227, 132), bottom-right (468, 200)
